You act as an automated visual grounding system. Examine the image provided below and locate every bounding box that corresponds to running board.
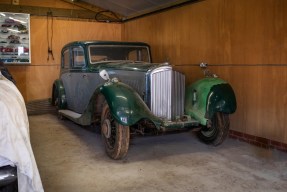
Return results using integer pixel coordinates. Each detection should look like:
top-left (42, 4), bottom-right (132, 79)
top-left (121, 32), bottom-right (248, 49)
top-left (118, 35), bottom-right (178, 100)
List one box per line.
top-left (58, 109), bottom-right (91, 126)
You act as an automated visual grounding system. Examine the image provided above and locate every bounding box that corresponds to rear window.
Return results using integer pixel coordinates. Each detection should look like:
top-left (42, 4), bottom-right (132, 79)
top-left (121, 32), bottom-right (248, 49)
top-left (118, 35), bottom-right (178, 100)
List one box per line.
top-left (89, 45), bottom-right (150, 64)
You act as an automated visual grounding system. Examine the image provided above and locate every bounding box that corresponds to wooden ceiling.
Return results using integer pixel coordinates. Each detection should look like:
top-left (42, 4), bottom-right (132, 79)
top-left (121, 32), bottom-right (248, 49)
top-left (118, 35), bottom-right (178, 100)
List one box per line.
top-left (0, 0), bottom-right (202, 22)
top-left (80, 0), bottom-right (200, 20)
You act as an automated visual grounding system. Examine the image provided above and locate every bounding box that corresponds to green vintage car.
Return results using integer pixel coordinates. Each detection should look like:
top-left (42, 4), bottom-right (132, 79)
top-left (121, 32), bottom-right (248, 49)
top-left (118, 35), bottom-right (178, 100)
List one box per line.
top-left (52, 41), bottom-right (236, 159)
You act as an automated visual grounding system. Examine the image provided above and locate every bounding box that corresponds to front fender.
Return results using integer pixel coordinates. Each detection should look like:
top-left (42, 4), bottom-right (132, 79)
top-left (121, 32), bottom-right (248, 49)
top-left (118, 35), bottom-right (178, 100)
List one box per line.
top-left (99, 80), bottom-right (162, 128)
top-left (206, 83), bottom-right (237, 119)
top-left (185, 78), bottom-right (236, 125)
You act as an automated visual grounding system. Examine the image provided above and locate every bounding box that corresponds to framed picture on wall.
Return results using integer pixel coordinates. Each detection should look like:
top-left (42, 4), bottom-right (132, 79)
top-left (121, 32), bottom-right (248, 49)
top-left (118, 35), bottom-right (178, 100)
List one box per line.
top-left (0, 12), bottom-right (30, 64)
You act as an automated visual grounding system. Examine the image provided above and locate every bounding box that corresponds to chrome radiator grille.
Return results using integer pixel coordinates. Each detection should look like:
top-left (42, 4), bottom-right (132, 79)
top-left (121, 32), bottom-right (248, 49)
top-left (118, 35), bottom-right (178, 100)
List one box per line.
top-left (150, 67), bottom-right (185, 120)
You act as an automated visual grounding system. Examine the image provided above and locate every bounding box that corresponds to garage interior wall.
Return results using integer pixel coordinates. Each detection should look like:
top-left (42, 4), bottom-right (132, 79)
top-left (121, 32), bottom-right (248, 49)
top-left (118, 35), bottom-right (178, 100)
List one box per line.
top-left (3, 0), bottom-right (287, 145)
top-left (122, 0), bottom-right (287, 144)
top-left (5, 0), bottom-right (122, 101)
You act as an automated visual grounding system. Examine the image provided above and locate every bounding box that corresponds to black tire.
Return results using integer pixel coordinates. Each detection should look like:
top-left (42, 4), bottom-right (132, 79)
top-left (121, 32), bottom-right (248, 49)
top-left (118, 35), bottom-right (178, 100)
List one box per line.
top-left (197, 112), bottom-right (230, 146)
top-left (101, 104), bottom-right (130, 160)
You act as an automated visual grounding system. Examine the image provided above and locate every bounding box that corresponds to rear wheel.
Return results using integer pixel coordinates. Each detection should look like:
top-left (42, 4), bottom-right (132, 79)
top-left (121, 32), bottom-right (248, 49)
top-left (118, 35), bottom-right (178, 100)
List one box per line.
top-left (51, 85), bottom-right (58, 106)
top-left (101, 104), bottom-right (130, 160)
top-left (197, 112), bottom-right (230, 146)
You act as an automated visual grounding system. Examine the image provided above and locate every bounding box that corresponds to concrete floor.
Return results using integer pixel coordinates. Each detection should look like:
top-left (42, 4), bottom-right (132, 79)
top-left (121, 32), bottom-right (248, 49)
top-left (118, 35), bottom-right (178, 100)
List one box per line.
top-left (29, 114), bottom-right (287, 192)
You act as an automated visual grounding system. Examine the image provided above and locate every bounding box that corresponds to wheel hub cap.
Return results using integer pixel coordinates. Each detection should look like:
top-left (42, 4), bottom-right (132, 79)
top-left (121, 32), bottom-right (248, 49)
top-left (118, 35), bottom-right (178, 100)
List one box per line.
top-left (102, 119), bottom-right (111, 138)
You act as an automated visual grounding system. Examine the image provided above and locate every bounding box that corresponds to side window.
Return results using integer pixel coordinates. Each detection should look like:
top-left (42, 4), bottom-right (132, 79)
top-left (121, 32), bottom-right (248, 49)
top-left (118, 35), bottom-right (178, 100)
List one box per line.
top-left (62, 49), bottom-right (70, 69)
top-left (72, 46), bottom-right (85, 68)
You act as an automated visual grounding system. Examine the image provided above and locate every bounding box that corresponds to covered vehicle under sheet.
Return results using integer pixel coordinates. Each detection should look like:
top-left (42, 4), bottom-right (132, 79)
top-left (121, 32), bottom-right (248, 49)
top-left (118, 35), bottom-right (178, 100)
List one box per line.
top-left (0, 72), bottom-right (43, 192)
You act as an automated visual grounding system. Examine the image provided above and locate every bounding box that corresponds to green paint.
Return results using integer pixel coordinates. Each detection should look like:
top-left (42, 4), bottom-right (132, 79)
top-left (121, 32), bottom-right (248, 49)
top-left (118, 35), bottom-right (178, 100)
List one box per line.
top-left (206, 83), bottom-right (237, 119)
top-left (53, 79), bottom-right (67, 109)
top-left (55, 41), bottom-right (237, 130)
top-left (100, 80), bottom-right (162, 128)
top-left (185, 77), bottom-right (236, 125)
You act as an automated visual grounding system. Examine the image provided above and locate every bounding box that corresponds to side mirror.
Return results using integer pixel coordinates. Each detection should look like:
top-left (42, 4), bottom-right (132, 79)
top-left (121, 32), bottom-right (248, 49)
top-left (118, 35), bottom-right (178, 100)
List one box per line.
top-left (99, 70), bottom-right (110, 81)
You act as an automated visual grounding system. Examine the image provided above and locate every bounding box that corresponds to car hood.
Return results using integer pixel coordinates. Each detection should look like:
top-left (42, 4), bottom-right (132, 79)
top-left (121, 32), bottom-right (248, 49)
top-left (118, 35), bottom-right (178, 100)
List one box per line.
top-left (94, 61), bottom-right (170, 72)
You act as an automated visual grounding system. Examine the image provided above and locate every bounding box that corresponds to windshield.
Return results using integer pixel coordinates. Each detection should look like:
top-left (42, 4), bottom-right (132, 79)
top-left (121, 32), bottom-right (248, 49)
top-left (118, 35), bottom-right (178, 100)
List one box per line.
top-left (89, 45), bottom-right (151, 64)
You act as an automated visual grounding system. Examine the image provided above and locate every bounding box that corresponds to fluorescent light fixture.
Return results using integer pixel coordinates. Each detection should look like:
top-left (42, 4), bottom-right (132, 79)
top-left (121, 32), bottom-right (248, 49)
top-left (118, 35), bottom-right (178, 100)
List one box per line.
top-left (0, 13), bottom-right (6, 17)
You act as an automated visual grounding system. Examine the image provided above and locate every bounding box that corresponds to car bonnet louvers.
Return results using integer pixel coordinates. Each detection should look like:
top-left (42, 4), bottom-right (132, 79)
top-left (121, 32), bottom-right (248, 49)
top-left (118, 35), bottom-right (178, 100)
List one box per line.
top-left (149, 66), bottom-right (185, 121)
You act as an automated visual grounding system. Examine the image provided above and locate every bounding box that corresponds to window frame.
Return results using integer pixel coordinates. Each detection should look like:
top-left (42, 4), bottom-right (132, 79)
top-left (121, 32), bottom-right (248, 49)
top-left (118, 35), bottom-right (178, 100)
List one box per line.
top-left (71, 46), bottom-right (86, 68)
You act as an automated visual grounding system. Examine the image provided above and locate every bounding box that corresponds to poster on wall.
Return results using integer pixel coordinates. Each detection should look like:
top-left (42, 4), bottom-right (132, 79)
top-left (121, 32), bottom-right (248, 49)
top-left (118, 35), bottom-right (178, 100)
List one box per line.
top-left (0, 12), bottom-right (30, 64)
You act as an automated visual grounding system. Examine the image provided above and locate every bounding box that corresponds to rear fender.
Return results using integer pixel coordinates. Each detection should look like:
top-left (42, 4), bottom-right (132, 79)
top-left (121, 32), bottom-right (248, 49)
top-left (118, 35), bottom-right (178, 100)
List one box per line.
top-left (99, 80), bottom-right (162, 128)
top-left (52, 79), bottom-right (67, 109)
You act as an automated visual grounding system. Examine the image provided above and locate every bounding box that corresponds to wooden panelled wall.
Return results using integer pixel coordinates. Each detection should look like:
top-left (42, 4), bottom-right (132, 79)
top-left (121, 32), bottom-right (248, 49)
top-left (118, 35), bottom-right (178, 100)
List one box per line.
top-left (122, 0), bottom-right (287, 143)
top-left (7, 17), bottom-right (121, 101)
top-left (3, 0), bottom-right (287, 144)
top-left (4, 0), bottom-right (121, 101)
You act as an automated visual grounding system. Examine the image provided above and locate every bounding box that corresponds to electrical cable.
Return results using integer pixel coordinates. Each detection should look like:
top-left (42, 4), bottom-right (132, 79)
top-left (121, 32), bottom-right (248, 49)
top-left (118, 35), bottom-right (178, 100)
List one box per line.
top-left (47, 11), bottom-right (54, 61)
top-left (95, 10), bottom-right (122, 23)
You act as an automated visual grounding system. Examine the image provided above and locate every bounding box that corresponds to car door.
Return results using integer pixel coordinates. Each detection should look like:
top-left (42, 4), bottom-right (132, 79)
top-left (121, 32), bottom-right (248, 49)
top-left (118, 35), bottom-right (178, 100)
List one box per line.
top-left (60, 47), bottom-right (76, 111)
top-left (71, 45), bottom-right (104, 114)
top-left (61, 46), bottom-right (89, 113)
top-left (70, 46), bottom-right (89, 114)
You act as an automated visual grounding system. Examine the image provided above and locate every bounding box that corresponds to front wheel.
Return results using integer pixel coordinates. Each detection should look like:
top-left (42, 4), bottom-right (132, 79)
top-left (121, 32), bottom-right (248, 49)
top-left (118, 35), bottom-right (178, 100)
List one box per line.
top-left (101, 104), bottom-right (130, 160)
top-left (197, 112), bottom-right (230, 146)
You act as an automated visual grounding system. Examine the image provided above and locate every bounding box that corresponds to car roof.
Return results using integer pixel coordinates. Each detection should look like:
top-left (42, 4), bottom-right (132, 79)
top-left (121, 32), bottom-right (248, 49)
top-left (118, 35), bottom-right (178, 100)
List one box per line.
top-left (63, 40), bottom-right (150, 49)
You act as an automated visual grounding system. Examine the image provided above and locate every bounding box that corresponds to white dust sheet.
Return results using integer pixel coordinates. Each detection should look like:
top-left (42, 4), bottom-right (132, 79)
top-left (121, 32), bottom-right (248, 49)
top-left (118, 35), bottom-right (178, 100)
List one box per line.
top-left (0, 73), bottom-right (44, 192)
